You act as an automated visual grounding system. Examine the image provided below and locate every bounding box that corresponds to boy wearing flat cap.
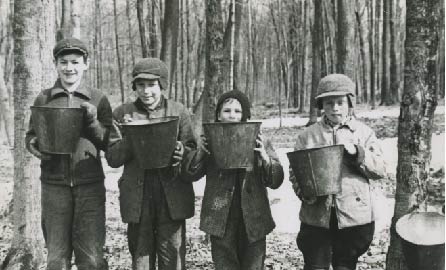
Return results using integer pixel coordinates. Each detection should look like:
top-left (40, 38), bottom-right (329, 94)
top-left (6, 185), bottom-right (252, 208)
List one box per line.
top-left (106, 58), bottom-right (197, 270)
top-left (25, 37), bottom-right (111, 270)
top-left (290, 74), bottom-right (386, 270)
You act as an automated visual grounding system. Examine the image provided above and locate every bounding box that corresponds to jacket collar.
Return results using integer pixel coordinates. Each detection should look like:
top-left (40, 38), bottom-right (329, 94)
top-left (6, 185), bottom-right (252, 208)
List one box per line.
top-left (50, 79), bottom-right (91, 100)
top-left (321, 114), bottom-right (357, 132)
top-left (134, 94), bottom-right (166, 113)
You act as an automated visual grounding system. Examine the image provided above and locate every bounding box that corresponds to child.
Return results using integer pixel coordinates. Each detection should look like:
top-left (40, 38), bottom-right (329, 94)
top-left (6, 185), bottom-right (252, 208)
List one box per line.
top-left (105, 58), bottom-right (197, 270)
top-left (184, 90), bottom-right (284, 270)
top-left (290, 74), bottom-right (386, 270)
top-left (25, 37), bottom-right (111, 270)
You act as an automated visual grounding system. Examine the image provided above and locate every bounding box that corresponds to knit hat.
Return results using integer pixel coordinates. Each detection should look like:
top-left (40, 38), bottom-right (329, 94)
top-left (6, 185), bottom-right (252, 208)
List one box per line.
top-left (315, 74), bottom-right (355, 109)
top-left (53, 38), bottom-right (88, 58)
top-left (215, 90), bottom-right (251, 122)
top-left (132, 58), bottom-right (169, 90)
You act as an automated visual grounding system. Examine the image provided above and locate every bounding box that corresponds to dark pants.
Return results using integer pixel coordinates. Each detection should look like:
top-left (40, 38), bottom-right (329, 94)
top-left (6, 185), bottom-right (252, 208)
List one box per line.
top-left (210, 180), bottom-right (266, 270)
top-left (127, 176), bottom-right (185, 270)
top-left (296, 208), bottom-right (374, 270)
top-left (41, 182), bottom-right (107, 270)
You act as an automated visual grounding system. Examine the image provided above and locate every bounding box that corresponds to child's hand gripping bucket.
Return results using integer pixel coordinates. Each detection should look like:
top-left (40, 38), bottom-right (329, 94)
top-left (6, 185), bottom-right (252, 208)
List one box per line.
top-left (121, 117), bottom-right (179, 169)
top-left (30, 106), bottom-right (84, 154)
top-left (287, 145), bottom-right (344, 197)
top-left (396, 211), bottom-right (445, 270)
top-left (203, 122), bottom-right (261, 169)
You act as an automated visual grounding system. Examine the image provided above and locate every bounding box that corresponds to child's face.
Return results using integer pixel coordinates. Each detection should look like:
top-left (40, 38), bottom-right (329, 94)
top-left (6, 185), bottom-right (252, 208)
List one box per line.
top-left (134, 78), bottom-right (162, 107)
top-left (218, 98), bottom-right (242, 122)
top-left (322, 95), bottom-right (349, 124)
top-left (55, 53), bottom-right (88, 87)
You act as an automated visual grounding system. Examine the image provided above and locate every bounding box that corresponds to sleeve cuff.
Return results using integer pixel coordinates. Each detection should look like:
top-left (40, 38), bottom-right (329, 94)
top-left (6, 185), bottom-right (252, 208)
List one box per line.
top-left (355, 145), bottom-right (366, 164)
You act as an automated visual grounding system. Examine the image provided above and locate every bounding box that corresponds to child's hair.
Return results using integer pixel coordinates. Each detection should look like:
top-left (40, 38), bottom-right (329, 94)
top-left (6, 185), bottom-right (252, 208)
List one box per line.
top-left (55, 50), bottom-right (88, 63)
top-left (215, 90), bottom-right (251, 122)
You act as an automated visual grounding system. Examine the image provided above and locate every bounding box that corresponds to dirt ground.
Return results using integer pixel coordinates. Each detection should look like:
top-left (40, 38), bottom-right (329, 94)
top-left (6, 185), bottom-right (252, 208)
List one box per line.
top-left (0, 104), bottom-right (444, 269)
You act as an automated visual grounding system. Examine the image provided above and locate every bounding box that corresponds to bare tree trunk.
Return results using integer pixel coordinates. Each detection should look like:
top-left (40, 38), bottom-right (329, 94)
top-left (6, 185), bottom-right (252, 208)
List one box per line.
top-left (113, 0), bottom-right (125, 103)
top-left (0, 64), bottom-right (13, 147)
top-left (203, 0), bottom-right (225, 124)
top-left (298, 0), bottom-right (308, 113)
top-left (381, 0), bottom-right (392, 105)
top-left (270, 1), bottom-right (283, 126)
top-left (137, 0), bottom-right (149, 57)
top-left (94, 0), bottom-right (102, 89)
top-left (389, 0), bottom-right (400, 103)
top-left (126, 0), bottom-right (135, 67)
top-left (308, 0), bottom-right (322, 126)
top-left (70, 0), bottom-right (80, 38)
top-left (336, 0), bottom-right (356, 79)
top-left (161, 0), bottom-right (179, 95)
top-left (150, 0), bottom-right (161, 58)
top-left (386, 0), bottom-right (440, 269)
top-left (2, 0), bottom-right (56, 268)
top-left (232, 0), bottom-right (243, 92)
top-left (368, 0), bottom-right (376, 109)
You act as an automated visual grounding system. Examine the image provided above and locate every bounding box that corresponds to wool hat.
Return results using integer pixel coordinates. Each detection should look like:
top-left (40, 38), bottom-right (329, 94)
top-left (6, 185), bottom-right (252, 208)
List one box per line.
top-left (315, 74), bottom-right (355, 109)
top-left (215, 90), bottom-right (251, 122)
top-left (53, 38), bottom-right (89, 58)
top-left (132, 58), bottom-right (169, 90)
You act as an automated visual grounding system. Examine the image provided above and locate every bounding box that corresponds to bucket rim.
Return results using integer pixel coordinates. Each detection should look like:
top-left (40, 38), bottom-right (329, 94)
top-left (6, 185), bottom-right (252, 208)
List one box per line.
top-left (31, 105), bottom-right (84, 111)
top-left (120, 116), bottom-right (179, 127)
top-left (396, 212), bottom-right (445, 246)
top-left (203, 121), bottom-right (262, 126)
top-left (287, 144), bottom-right (344, 155)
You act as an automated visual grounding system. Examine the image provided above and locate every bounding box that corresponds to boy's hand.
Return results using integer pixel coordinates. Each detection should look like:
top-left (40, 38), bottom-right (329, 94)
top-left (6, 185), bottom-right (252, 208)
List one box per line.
top-left (28, 137), bottom-right (51, 160)
top-left (80, 102), bottom-right (97, 123)
top-left (292, 182), bottom-right (317, 205)
top-left (342, 142), bottom-right (357, 156)
top-left (172, 141), bottom-right (184, 167)
top-left (196, 135), bottom-right (210, 161)
top-left (254, 134), bottom-right (270, 165)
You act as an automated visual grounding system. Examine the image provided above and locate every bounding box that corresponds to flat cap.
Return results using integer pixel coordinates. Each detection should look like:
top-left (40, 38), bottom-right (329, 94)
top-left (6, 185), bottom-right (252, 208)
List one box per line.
top-left (53, 38), bottom-right (88, 58)
top-left (132, 58), bottom-right (169, 89)
top-left (315, 74), bottom-right (355, 109)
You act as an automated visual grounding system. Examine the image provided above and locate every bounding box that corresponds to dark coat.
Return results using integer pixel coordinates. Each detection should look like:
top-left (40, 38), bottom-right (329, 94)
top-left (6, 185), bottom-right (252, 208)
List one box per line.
top-left (25, 79), bottom-right (112, 186)
top-left (184, 139), bottom-right (284, 243)
top-left (106, 96), bottom-right (197, 223)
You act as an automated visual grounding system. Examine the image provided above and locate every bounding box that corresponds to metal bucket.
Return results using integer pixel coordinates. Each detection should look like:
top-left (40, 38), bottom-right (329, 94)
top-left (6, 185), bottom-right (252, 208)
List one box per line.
top-left (30, 106), bottom-right (84, 154)
top-left (203, 122), bottom-right (261, 169)
top-left (121, 117), bottom-right (179, 169)
top-left (396, 212), bottom-right (445, 270)
top-left (287, 145), bottom-right (343, 197)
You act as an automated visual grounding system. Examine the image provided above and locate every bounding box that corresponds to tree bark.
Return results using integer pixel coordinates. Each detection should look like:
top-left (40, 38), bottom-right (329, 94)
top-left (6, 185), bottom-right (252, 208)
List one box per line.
top-left (386, 0), bottom-right (440, 269)
top-left (161, 0), bottom-right (179, 95)
top-left (381, 0), bottom-right (392, 105)
top-left (137, 0), bottom-right (149, 57)
top-left (70, 0), bottom-right (80, 38)
top-left (203, 0), bottom-right (225, 123)
top-left (0, 63), bottom-right (13, 147)
top-left (126, 0), bottom-right (135, 67)
top-left (336, 0), bottom-right (356, 79)
top-left (2, 0), bottom-right (56, 268)
top-left (113, 0), bottom-right (125, 103)
top-left (308, 0), bottom-right (322, 126)
top-left (298, 0), bottom-right (308, 113)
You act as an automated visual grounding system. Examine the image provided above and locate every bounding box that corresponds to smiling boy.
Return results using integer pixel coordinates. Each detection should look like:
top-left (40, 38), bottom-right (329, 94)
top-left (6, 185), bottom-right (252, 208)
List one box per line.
top-left (25, 38), bottom-right (111, 270)
top-left (105, 58), bottom-right (197, 270)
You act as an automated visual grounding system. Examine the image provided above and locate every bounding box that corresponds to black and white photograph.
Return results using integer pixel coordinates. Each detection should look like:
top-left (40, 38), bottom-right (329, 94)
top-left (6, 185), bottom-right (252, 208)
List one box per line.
top-left (0, 0), bottom-right (444, 269)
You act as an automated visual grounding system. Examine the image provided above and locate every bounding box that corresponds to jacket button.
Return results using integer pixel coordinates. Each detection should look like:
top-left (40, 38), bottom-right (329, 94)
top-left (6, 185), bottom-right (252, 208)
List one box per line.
top-left (356, 197), bottom-right (361, 202)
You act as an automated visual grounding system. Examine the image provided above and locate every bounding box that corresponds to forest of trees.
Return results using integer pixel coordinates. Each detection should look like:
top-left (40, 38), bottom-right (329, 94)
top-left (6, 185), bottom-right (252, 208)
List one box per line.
top-left (0, 0), bottom-right (444, 269)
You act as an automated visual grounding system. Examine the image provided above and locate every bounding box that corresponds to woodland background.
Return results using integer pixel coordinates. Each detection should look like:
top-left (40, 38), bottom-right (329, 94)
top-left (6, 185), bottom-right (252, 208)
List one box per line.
top-left (0, 0), bottom-right (444, 269)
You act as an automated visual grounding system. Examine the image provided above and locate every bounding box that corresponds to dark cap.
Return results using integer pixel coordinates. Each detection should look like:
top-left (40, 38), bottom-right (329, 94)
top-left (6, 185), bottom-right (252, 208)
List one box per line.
top-left (215, 90), bottom-right (251, 122)
top-left (132, 58), bottom-right (169, 89)
top-left (53, 38), bottom-right (89, 58)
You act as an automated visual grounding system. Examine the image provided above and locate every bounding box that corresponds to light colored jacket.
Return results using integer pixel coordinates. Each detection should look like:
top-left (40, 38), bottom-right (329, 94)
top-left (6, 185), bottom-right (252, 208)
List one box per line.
top-left (291, 116), bottom-right (386, 229)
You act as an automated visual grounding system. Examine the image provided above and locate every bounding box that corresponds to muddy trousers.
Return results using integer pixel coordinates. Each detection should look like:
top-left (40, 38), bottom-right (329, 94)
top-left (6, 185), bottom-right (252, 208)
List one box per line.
top-left (127, 177), bottom-right (185, 270)
top-left (210, 181), bottom-right (266, 270)
top-left (297, 208), bottom-right (374, 270)
top-left (41, 182), bottom-right (108, 270)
